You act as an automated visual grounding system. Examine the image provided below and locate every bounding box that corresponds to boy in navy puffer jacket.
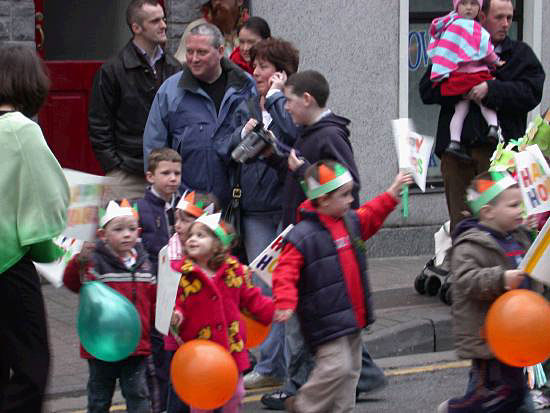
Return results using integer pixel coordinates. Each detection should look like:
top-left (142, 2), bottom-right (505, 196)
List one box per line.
top-left (272, 161), bottom-right (411, 413)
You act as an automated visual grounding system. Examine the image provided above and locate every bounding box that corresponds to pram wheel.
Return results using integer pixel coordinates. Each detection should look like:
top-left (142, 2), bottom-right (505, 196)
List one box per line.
top-left (414, 272), bottom-right (428, 295)
top-left (439, 282), bottom-right (452, 305)
top-left (425, 275), bottom-right (442, 296)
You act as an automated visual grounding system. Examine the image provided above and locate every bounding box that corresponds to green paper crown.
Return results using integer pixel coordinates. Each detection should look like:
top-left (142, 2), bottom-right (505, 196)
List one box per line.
top-left (466, 171), bottom-right (517, 216)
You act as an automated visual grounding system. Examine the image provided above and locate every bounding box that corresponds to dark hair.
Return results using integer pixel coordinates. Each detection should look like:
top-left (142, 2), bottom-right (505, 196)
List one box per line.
top-left (481, 0), bottom-right (512, 14)
top-left (147, 147), bottom-right (182, 173)
top-left (285, 70), bottom-right (329, 108)
top-left (126, 0), bottom-right (160, 33)
top-left (0, 45), bottom-right (50, 117)
top-left (185, 220), bottom-right (237, 270)
top-left (240, 16), bottom-right (271, 39)
top-left (250, 37), bottom-right (300, 76)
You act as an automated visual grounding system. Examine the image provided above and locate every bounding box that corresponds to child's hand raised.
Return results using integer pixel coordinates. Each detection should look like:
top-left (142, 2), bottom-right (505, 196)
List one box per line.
top-left (274, 309), bottom-right (294, 323)
top-left (504, 269), bottom-right (528, 290)
top-left (387, 172), bottom-right (414, 199)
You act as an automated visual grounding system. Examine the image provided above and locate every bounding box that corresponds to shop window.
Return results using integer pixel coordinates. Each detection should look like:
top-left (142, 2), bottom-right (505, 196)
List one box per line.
top-left (408, 0), bottom-right (523, 189)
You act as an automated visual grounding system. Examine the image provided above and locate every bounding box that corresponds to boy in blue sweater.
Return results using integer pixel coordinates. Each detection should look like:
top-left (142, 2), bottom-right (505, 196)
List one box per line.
top-left (136, 147), bottom-right (181, 413)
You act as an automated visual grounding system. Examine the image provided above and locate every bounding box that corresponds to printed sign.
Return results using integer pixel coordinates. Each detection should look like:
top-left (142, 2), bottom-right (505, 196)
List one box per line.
top-left (34, 236), bottom-right (84, 288)
top-left (64, 169), bottom-right (113, 241)
top-left (34, 169), bottom-right (113, 287)
top-left (515, 145), bottom-right (550, 215)
top-left (391, 118), bottom-right (435, 192)
top-left (519, 217), bottom-right (550, 286)
top-left (155, 246), bottom-right (182, 335)
top-left (248, 225), bottom-right (294, 288)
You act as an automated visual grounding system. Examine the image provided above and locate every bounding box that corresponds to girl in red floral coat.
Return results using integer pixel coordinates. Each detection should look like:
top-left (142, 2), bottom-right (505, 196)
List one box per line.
top-left (170, 213), bottom-right (274, 413)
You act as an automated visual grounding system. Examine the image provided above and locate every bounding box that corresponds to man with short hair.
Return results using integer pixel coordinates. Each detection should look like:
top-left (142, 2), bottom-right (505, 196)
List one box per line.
top-left (89, 0), bottom-right (181, 202)
top-left (143, 22), bottom-right (257, 209)
top-left (420, 0), bottom-right (545, 232)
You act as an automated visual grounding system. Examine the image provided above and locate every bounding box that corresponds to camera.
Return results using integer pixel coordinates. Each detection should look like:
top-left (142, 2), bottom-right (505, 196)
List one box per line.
top-left (231, 122), bottom-right (277, 164)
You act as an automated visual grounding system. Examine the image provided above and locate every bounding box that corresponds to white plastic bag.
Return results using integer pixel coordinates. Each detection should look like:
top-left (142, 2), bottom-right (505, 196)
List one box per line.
top-left (434, 221), bottom-right (452, 267)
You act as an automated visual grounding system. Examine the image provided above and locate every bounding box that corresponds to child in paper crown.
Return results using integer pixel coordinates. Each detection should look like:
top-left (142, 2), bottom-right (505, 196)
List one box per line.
top-left (437, 171), bottom-right (533, 413)
top-left (167, 191), bottom-right (218, 264)
top-left (63, 200), bottom-right (156, 413)
top-left (163, 191), bottom-right (218, 413)
top-left (170, 213), bottom-right (274, 413)
top-left (272, 161), bottom-right (411, 413)
top-left (428, 0), bottom-right (504, 160)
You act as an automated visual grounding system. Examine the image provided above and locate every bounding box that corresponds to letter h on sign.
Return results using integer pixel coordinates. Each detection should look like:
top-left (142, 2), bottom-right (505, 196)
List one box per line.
top-left (255, 254), bottom-right (273, 271)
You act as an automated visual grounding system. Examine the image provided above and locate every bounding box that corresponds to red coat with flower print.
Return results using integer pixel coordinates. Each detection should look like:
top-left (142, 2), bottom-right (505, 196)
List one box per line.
top-left (172, 255), bottom-right (274, 372)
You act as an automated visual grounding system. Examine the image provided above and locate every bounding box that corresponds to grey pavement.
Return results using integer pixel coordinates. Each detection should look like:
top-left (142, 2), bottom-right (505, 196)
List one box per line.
top-left (43, 254), bottom-right (454, 412)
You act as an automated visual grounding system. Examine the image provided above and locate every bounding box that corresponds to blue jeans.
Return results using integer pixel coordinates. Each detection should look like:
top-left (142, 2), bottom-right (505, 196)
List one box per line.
top-left (87, 356), bottom-right (150, 413)
top-left (242, 212), bottom-right (287, 379)
top-left (147, 328), bottom-right (169, 412)
top-left (283, 315), bottom-right (386, 395)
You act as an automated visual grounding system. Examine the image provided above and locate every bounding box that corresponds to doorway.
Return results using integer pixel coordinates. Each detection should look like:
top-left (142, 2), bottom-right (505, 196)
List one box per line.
top-left (35, 0), bottom-right (133, 175)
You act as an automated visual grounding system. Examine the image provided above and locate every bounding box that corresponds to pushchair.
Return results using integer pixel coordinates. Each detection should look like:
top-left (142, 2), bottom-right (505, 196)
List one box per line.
top-left (414, 221), bottom-right (453, 305)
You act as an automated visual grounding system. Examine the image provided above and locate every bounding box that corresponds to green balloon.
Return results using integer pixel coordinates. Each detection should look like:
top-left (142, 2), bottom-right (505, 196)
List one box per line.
top-left (77, 281), bottom-right (141, 362)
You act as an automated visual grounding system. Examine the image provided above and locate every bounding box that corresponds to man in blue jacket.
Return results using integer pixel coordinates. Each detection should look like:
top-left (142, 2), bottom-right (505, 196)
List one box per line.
top-left (143, 22), bottom-right (257, 209)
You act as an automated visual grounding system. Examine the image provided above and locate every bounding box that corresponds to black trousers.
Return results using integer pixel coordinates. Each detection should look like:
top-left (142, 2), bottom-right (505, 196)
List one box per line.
top-left (0, 255), bottom-right (50, 413)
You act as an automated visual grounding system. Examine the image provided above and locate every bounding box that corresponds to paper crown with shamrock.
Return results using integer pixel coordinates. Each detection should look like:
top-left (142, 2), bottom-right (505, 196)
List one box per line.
top-left (176, 191), bottom-right (214, 218)
top-left (99, 199), bottom-right (139, 228)
top-left (301, 162), bottom-right (353, 200)
top-left (466, 171), bottom-right (517, 216)
top-left (195, 212), bottom-right (234, 247)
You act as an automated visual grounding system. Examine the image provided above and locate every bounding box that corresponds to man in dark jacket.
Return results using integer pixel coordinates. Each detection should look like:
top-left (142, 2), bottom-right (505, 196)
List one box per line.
top-left (419, 0), bottom-right (545, 231)
top-left (88, 0), bottom-right (181, 201)
top-left (143, 22), bottom-right (257, 209)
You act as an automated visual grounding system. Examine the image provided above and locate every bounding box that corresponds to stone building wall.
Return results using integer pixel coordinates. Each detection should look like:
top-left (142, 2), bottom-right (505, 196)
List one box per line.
top-left (165, 0), bottom-right (204, 53)
top-left (0, 0), bottom-right (34, 47)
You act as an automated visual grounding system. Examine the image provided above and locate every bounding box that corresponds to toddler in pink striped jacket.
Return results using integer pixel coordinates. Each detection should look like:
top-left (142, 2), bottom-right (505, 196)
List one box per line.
top-left (428, 0), bottom-right (504, 161)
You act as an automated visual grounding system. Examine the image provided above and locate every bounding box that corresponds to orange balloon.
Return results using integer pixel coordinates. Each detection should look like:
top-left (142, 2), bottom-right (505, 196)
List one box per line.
top-left (241, 313), bottom-right (270, 349)
top-left (486, 289), bottom-right (550, 367)
top-left (170, 339), bottom-right (238, 409)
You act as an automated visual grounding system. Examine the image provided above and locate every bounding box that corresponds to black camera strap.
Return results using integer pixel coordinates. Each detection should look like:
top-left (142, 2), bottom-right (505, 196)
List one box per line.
top-left (231, 95), bottom-right (261, 197)
top-left (224, 96), bottom-right (260, 237)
